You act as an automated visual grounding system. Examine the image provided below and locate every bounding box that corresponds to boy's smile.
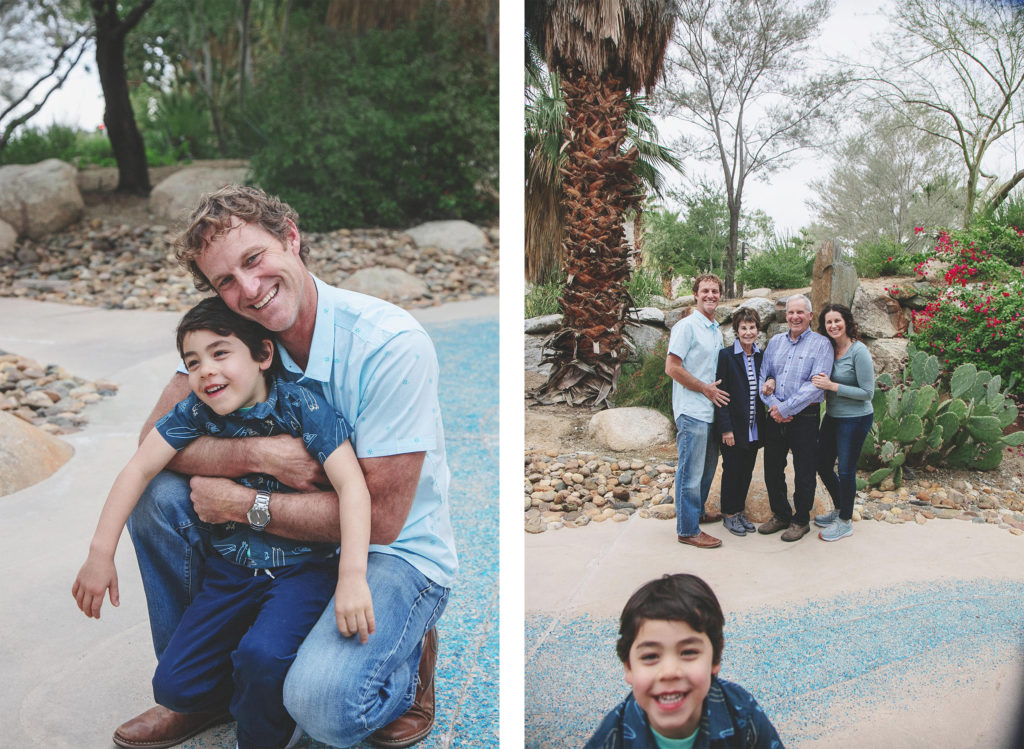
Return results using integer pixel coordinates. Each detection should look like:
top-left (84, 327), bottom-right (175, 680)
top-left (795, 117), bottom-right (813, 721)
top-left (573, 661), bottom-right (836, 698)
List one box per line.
top-left (624, 618), bottom-right (720, 739)
top-left (182, 329), bottom-right (272, 415)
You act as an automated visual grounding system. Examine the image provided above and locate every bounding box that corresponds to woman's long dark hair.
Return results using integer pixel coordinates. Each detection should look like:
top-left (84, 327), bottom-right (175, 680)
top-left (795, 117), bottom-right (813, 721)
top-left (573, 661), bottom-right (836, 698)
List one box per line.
top-left (818, 303), bottom-right (859, 350)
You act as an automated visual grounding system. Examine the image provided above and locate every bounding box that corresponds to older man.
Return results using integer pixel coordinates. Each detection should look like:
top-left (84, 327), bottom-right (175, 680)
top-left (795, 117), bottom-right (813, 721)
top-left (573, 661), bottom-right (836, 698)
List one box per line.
top-left (757, 294), bottom-right (834, 541)
top-left (666, 273), bottom-right (730, 549)
top-left (114, 186), bottom-right (456, 749)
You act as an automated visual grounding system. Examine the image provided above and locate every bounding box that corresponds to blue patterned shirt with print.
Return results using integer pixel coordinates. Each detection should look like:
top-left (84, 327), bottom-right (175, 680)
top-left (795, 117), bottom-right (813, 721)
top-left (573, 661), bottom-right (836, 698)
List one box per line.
top-left (154, 375), bottom-right (352, 569)
top-left (584, 678), bottom-right (784, 749)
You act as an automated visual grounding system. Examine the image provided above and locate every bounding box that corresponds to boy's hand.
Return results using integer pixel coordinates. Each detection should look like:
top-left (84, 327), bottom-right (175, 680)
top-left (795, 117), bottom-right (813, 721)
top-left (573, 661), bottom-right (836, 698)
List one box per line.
top-left (72, 552), bottom-right (119, 619)
top-left (335, 572), bottom-right (375, 644)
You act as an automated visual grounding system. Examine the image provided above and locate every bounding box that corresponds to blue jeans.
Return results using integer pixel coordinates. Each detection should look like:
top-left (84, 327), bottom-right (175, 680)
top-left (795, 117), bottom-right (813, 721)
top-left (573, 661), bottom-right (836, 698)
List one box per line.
top-left (128, 471), bottom-right (450, 745)
top-left (674, 414), bottom-right (719, 537)
top-left (153, 555), bottom-right (337, 749)
top-left (817, 412), bottom-right (874, 521)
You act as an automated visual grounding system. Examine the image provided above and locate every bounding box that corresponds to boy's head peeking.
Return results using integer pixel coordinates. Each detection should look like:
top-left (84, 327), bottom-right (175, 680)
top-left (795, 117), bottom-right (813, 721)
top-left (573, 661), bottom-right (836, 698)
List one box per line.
top-left (176, 297), bottom-right (277, 415)
top-left (616, 574), bottom-right (725, 740)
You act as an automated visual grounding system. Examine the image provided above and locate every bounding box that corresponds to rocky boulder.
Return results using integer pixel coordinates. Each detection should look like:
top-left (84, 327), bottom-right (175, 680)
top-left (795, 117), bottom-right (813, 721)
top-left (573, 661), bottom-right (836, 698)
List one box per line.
top-left (0, 218), bottom-right (16, 262)
top-left (0, 410), bottom-right (73, 497)
top-left (525, 314), bottom-right (562, 335)
top-left (0, 159), bottom-right (84, 239)
top-left (852, 285), bottom-right (909, 339)
top-left (149, 165), bottom-right (250, 222)
top-left (405, 220), bottom-right (487, 254)
top-left (624, 321), bottom-right (666, 357)
top-left (339, 267), bottom-right (428, 302)
top-left (735, 297), bottom-right (776, 328)
top-left (866, 337), bottom-right (909, 375)
top-left (587, 407), bottom-right (674, 452)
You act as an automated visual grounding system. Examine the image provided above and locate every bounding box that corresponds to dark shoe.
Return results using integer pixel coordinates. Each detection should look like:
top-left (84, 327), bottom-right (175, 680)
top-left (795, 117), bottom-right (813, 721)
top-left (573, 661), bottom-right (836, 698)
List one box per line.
top-left (369, 628), bottom-right (438, 748)
top-left (781, 522), bottom-right (811, 542)
top-left (677, 531), bottom-right (722, 548)
top-left (757, 516), bottom-right (789, 535)
top-left (723, 515), bottom-right (747, 536)
top-left (699, 511), bottom-right (722, 523)
top-left (112, 705), bottom-right (231, 749)
top-left (739, 515), bottom-right (756, 533)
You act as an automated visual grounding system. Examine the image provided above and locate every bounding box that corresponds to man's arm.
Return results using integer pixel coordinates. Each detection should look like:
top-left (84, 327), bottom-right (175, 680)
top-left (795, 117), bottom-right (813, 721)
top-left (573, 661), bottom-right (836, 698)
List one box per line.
top-left (665, 354), bottom-right (729, 407)
top-left (140, 373), bottom-right (327, 491)
top-left (185, 451), bottom-right (423, 546)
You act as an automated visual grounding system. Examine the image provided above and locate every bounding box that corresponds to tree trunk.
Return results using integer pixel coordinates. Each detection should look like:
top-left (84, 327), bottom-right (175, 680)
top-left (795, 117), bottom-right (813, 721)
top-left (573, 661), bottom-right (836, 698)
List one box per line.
top-left (537, 67), bottom-right (641, 407)
top-left (92, 0), bottom-right (154, 196)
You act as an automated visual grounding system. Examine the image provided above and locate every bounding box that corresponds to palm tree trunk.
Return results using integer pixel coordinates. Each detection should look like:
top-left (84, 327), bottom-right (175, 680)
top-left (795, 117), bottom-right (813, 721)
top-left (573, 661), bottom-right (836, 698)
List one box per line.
top-left (537, 67), bottom-right (641, 407)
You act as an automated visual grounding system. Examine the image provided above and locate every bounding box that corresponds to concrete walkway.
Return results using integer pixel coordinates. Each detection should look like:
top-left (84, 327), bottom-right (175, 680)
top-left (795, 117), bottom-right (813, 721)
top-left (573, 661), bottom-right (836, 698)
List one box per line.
top-left (0, 296), bottom-right (498, 749)
top-left (525, 499), bottom-right (1024, 747)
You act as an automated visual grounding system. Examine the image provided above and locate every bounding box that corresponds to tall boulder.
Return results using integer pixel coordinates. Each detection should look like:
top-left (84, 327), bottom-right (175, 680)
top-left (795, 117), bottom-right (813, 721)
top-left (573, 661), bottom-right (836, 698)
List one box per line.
top-left (0, 159), bottom-right (84, 239)
top-left (811, 239), bottom-right (859, 328)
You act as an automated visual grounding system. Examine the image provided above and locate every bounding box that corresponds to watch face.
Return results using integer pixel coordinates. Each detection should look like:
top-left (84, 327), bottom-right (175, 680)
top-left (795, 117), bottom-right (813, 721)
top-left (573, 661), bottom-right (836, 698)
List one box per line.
top-left (247, 506), bottom-right (271, 528)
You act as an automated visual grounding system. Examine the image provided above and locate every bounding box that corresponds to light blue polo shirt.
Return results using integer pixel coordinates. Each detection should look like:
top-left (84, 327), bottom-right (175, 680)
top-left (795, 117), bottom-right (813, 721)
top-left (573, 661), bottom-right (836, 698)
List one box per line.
top-left (668, 310), bottom-right (722, 423)
top-left (277, 276), bottom-right (458, 587)
top-left (179, 276), bottom-right (458, 587)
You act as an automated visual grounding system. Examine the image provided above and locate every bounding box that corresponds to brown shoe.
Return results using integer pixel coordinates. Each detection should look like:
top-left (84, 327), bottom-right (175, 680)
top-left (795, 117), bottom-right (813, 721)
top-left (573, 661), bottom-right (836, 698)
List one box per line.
top-left (677, 531), bottom-right (722, 548)
top-left (781, 522), bottom-right (810, 542)
top-left (757, 516), bottom-right (789, 535)
top-left (112, 705), bottom-right (231, 749)
top-left (368, 628), bottom-right (438, 748)
top-left (699, 511), bottom-right (722, 523)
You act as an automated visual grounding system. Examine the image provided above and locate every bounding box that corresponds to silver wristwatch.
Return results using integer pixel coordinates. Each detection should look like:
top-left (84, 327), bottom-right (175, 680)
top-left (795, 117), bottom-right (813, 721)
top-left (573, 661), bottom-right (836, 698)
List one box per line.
top-left (247, 490), bottom-right (271, 531)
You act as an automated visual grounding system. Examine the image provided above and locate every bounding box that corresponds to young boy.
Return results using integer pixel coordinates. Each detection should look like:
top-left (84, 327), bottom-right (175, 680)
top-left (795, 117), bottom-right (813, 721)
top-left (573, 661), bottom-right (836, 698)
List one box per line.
top-left (73, 297), bottom-right (374, 749)
top-left (586, 574), bottom-right (782, 748)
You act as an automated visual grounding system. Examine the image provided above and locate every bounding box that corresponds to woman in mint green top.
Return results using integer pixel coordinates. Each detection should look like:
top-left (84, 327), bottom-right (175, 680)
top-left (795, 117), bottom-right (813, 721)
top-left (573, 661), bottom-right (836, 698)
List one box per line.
top-left (809, 304), bottom-right (875, 541)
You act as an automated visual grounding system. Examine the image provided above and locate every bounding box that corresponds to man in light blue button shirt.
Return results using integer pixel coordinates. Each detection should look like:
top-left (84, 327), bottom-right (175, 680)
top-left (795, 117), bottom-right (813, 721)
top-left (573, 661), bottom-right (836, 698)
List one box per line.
top-left (117, 186), bottom-right (455, 749)
top-left (665, 273), bottom-right (730, 549)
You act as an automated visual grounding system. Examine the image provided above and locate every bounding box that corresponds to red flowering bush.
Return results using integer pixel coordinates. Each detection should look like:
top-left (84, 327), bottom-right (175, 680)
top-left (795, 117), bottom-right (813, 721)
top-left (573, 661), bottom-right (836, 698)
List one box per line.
top-left (910, 227), bottom-right (1024, 396)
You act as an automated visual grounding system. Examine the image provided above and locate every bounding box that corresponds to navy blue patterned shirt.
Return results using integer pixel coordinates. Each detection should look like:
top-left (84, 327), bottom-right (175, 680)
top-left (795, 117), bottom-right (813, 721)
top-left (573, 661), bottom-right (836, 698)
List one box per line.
top-left (155, 376), bottom-right (353, 569)
top-left (585, 678), bottom-right (784, 749)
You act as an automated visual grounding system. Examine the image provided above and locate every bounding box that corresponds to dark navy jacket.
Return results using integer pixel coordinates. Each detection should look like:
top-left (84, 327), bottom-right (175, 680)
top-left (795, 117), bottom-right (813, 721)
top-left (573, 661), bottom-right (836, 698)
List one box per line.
top-left (715, 343), bottom-right (767, 448)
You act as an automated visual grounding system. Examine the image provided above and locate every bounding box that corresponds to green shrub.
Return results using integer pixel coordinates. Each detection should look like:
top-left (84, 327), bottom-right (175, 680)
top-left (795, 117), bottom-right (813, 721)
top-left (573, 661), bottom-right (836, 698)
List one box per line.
top-left (947, 217), bottom-right (1024, 267)
top-left (525, 272), bottom-right (564, 318)
top-left (853, 237), bottom-right (916, 277)
top-left (613, 338), bottom-right (672, 418)
top-left (625, 265), bottom-right (663, 307)
top-left (737, 233), bottom-right (813, 289)
top-left (248, 10), bottom-right (497, 231)
top-left (991, 193), bottom-right (1024, 235)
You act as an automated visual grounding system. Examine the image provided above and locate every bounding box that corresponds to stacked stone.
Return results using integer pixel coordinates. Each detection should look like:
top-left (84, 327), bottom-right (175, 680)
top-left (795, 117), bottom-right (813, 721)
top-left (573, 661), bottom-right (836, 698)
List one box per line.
top-left (524, 450), bottom-right (1024, 536)
top-left (0, 221), bottom-right (499, 312)
top-left (0, 352), bottom-right (118, 435)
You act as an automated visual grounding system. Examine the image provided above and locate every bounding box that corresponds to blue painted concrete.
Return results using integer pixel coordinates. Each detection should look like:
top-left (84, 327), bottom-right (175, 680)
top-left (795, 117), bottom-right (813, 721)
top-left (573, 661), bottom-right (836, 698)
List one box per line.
top-left (525, 579), bottom-right (1024, 748)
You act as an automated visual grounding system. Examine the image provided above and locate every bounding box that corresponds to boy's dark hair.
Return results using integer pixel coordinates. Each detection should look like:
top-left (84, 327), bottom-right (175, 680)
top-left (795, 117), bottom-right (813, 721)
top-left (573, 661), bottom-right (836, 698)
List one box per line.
top-left (176, 297), bottom-right (277, 372)
top-left (616, 574), bottom-right (725, 666)
top-left (732, 306), bottom-right (762, 331)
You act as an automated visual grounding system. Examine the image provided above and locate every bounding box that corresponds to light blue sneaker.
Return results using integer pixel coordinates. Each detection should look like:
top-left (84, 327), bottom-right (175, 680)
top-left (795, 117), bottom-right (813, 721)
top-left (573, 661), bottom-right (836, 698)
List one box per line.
top-left (819, 518), bottom-right (852, 541)
top-left (813, 509), bottom-right (839, 528)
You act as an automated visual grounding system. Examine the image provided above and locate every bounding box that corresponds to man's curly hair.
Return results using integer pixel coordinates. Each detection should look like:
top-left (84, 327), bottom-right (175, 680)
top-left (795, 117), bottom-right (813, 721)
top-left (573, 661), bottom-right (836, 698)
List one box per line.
top-left (175, 185), bottom-right (310, 292)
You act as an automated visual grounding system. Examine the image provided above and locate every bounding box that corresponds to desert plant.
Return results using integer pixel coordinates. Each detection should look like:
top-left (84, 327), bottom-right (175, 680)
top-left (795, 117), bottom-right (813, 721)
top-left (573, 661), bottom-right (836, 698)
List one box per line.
top-left (625, 265), bottom-right (663, 308)
top-left (852, 237), bottom-right (916, 277)
top-left (736, 233), bottom-right (813, 290)
top-left (612, 338), bottom-right (672, 419)
top-left (860, 346), bottom-right (1024, 488)
top-left (525, 272), bottom-right (565, 318)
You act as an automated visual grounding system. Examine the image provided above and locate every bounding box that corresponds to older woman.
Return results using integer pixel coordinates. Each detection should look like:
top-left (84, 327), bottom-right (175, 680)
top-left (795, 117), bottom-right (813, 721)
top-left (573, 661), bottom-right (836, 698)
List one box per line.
top-left (811, 303), bottom-right (875, 541)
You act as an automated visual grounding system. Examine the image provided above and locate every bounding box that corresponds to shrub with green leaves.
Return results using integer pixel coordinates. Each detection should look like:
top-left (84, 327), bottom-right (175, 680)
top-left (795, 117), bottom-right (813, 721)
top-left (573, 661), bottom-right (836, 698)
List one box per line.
top-left (249, 10), bottom-right (497, 231)
top-left (525, 272), bottom-right (564, 318)
top-left (613, 338), bottom-right (672, 418)
top-left (737, 233), bottom-right (813, 289)
top-left (625, 265), bottom-right (663, 307)
top-left (859, 346), bottom-right (1024, 488)
top-left (852, 237), bottom-right (916, 277)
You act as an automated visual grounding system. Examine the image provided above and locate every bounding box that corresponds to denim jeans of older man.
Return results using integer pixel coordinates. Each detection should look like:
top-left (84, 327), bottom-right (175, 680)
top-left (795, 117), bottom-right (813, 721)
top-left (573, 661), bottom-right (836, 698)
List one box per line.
top-left (674, 414), bottom-right (720, 538)
top-left (128, 471), bottom-right (450, 747)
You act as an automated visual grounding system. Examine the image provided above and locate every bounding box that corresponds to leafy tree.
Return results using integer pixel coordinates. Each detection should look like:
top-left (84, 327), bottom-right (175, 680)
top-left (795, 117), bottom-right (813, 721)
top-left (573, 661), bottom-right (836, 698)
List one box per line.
top-left (527, 0), bottom-right (678, 407)
top-left (0, 0), bottom-right (89, 158)
top-left (861, 0), bottom-right (1024, 224)
top-left (659, 0), bottom-right (848, 298)
top-left (808, 109), bottom-right (965, 247)
top-left (90, 0), bottom-right (154, 195)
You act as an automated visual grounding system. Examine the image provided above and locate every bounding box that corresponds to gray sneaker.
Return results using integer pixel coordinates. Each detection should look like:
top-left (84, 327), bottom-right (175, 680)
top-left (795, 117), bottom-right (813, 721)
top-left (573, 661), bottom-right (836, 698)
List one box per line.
top-left (781, 523), bottom-right (810, 542)
top-left (739, 515), bottom-right (756, 533)
top-left (819, 518), bottom-right (853, 542)
top-left (813, 510), bottom-right (839, 528)
top-left (723, 514), bottom-right (747, 536)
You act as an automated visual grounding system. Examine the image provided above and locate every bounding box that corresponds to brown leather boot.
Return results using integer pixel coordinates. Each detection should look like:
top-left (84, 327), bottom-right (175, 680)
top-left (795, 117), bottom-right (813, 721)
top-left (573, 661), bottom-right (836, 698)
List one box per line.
top-left (112, 705), bottom-right (232, 749)
top-left (368, 628), bottom-right (438, 748)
